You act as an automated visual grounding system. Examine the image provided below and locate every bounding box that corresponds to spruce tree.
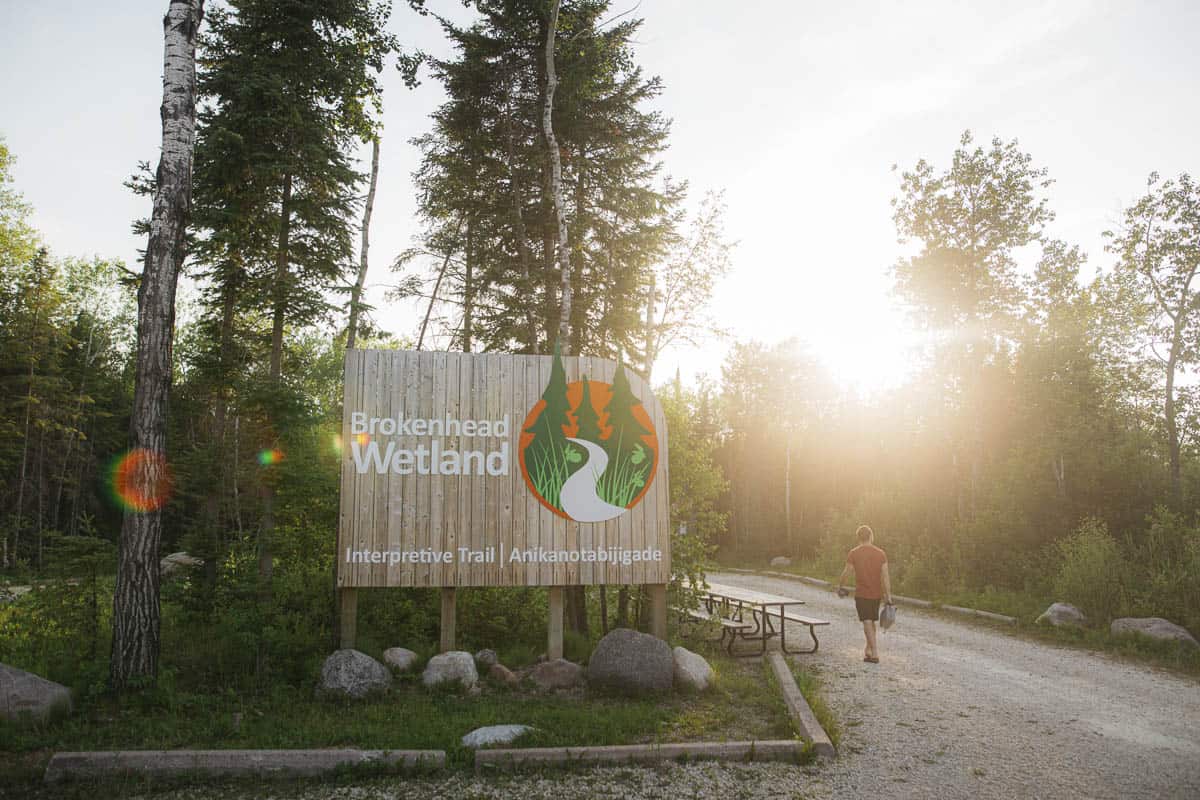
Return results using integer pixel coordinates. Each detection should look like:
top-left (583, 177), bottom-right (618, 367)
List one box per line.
top-left (574, 376), bottom-right (603, 444)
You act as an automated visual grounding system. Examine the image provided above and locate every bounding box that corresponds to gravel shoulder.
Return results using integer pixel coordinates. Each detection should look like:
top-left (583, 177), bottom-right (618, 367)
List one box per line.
top-left (712, 570), bottom-right (1200, 800)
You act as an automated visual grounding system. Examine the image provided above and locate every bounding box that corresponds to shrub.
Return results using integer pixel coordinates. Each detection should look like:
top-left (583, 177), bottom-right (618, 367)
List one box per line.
top-left (1052, 518), bottom-right (1128, 624)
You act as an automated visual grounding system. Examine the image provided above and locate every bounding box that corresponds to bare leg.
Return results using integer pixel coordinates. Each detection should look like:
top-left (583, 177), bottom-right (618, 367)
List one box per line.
top-left (863, 620), bottom-right (878, 659)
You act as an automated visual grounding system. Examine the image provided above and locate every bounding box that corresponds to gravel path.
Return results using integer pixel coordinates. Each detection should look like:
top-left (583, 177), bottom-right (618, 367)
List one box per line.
top-left (712, 570), bottom-right (1200, 800)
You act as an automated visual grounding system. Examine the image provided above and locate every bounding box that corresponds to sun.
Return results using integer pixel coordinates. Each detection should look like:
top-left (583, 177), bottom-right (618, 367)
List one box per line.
top-left (809, 305), bottom-right (924, 392)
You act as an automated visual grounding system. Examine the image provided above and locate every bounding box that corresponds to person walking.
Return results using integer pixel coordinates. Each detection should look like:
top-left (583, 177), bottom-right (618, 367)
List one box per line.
top-left (836, 524), bottom-right (891, 663)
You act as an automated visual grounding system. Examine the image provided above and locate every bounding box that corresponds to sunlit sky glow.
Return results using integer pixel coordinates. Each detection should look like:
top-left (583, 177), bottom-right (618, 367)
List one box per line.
top-left (3, 1), bottom-right (1198, 393)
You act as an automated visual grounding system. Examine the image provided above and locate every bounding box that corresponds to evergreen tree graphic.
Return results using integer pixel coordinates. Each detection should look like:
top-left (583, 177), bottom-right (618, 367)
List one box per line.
top-left (598, 364), bottom-right (654, 507)
top-left (523, 342), bottom-right (578, 510)
top-left (575, 377), bottom-right (604, 444)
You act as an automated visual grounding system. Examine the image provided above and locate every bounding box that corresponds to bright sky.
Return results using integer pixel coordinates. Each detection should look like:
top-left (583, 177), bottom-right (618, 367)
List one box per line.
top-left (3, 1), bottom-right (1198, 392)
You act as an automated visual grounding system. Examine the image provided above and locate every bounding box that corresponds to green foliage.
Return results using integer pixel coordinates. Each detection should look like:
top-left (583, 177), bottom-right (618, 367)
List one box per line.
top-left (406, 1), bottom-right (681, 357)
top-left (1052, 518), bottom-right (1128, 624)
top-left (659, 381), bottom-right (724, 608)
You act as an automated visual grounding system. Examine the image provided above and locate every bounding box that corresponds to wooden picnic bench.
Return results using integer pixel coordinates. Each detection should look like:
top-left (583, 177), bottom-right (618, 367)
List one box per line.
top-left (698, 582), bottom-right (831, 656)
top-left (780, 610), bottom-right (831, 654)
top-left (674, 605), bottom-right (756, 653)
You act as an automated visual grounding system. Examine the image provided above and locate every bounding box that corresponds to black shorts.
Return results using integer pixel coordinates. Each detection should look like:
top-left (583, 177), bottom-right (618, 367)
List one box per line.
top-left (855, 597), bottom-right (881, 621)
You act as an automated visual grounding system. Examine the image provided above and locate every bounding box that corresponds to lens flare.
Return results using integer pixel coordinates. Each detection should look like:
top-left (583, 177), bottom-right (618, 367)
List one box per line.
top-left (257, 449), bottom-right (284, 466)
top-left (354, 432), bottom-right (370, 447)
top-left (108, 448), bottom-right (173, 512)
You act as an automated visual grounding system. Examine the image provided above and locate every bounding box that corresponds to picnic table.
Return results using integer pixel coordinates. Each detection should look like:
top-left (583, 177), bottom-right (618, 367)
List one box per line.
top-left (687, 581), bottom-right (829, 656)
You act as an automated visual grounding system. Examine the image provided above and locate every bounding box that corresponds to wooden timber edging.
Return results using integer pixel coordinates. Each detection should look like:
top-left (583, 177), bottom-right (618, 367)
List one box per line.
top-left (750, 569), bottom-right (1016, 623)
top-left (44, 749), bottom-right (445, 782)
top-left (474, 740), bottom-right (802, 772)
top-left (765, 652), bottom-right (836, 760)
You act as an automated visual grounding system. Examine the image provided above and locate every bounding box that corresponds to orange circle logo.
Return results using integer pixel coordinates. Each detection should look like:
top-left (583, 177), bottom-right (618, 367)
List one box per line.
top-left (519, 364), bottom-right (657, 522)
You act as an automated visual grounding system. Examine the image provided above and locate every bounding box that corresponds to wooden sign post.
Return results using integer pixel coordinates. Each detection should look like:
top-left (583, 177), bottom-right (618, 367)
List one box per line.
top-left (336, 349), bottom-right (670, 656)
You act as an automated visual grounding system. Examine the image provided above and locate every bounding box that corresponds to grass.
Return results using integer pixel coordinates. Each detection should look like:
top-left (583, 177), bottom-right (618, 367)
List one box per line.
top-left (0, 643), bottom-right (797, 797)
top-left (787, 664), bottom-right (841, 751)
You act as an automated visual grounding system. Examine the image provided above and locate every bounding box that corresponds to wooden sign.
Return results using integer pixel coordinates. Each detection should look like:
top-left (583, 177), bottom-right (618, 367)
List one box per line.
top-left (336, 349), bottom-right (670, 588)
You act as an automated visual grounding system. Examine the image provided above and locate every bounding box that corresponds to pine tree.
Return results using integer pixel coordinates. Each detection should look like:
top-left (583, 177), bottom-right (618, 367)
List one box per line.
top-left (574, 377), bottom-right (603, 443)
top-left (524, 342), bottom-right (573, 508)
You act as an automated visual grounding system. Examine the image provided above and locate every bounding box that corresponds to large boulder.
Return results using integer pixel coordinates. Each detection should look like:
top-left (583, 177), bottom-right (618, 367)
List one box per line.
top-left (1111, 617), bottom-right (1199, 648)
top-left (0, 663), bottom-right (72, 723)
top-left (159, 552), bottom-right (203, 579)
top-left (1036, 603), bottom-right (1087, 628)
top-left (488, 663), bottom-right (520, 688)
top-left (769, 556), bottom-right (792, 567)
top-left (382, 647), bottom-right (419, 673)
top-left (318, 650), bottom-right (392, 699)
top-left (587, 628), bottom-right (673, 695)
top-left (530, 658), bottom-right (583, 690)
top-left (422, 651), bottom-right (478, 690)
top-left (672, 646), bottom-right (714, 693)
top-left (461, 724), bottom-right (535, 749)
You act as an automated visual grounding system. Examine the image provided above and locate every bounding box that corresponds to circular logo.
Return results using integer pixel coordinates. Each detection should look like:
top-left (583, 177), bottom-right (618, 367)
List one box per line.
top-left (519, 365), bottom-right (658, 522)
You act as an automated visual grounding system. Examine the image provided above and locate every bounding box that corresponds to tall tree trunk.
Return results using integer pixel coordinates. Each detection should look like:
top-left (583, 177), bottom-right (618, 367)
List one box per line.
top-left (257, 173), bottom-right (292, 677)
top-left (417, 218), bottom-right (464, 350)
top-left (201, 284), bottom-right (237, 592)
top-left (784, 435), bottom-right (792, 554)
top-left (346, 136), bottom-right (379, 351)
top-left (1165, 325), bottom-right (1182, 505)
top-left (463, 213), bottom-right (474, 352)
top-left (542, 0), bottom-right (571, 346)
top-left (503, 107), bottom-right (540, 354)
top-left (542, 0), bottom-right (588, 636)
top-left (110, 0), bottom-right (204, 690)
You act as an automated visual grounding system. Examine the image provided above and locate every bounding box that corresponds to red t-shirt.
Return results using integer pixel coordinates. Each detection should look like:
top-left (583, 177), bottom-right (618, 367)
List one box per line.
top-left (847, 543), bottom-right (887, 600)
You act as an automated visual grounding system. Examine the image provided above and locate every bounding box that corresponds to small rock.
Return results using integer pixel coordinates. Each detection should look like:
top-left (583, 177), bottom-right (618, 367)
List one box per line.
top-left (461, 724), bottom-right (534, 749)
top-left (530, 658), bottom-right (583, 690)
top-left (672, 646), bottom-right (714, 692)
top-left (587, 628), bottom-right (673, 695)
top-left (421, 651), bottom-right (478, 690)
top-left (1036, 603), bottom-right (1087, 628)
top-left (475, 649), bottom-right (499, 668)
top-left (317, 649), bottom-right (392, 699)
top-left (467, 684), bottom-right (482, 697)
top-left (488, 663), bottom-right (520, 687)
top-left (1111, 617), bottom-right (1198, 648)
top-left (769, 556), bottom-right (792, 567)
top-left (0, 663), bottom-right (72, 723)
top-left (160, 551), bottom-right (203, 578)
top-left (382, 647), bottom-right (419, 673)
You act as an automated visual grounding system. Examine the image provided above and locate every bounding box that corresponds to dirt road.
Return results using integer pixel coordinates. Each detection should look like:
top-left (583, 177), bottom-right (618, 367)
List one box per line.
top-left (713, 570), bottom-right (1200, 800)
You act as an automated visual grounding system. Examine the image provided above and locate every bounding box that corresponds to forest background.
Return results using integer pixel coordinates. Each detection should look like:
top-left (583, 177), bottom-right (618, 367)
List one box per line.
top-left (2, 0), bottom-right (1199, 699)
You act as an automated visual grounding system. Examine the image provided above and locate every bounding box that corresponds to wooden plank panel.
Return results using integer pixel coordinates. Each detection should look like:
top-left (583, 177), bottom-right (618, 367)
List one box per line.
top-left (482, 353), bottom-right (501, 585)
top-left (401, 350), bottom-right (420, 584)
top-left (498, 355), bottom-right (515, 586)
top-left (560, 355), bottom-right (579, 588)
top-left (336, 351), bottom-right (668, 589)
top-left (384, 351), bottom-right (403, 586)
top-left (429, 350), bottom-right (447, 586)
top-left (523, 356), bottom-right (541, 587)
top-left (456, 354), bottom-right (473, 586)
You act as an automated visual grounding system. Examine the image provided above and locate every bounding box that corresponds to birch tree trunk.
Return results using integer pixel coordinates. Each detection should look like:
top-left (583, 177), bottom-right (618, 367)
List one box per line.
top-left (346, 136), bottom-right (380, 351)
top-left (541, 0), bottom-right (572, 346)
top-left (110, 0), bottom-right (204, 690)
